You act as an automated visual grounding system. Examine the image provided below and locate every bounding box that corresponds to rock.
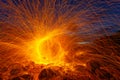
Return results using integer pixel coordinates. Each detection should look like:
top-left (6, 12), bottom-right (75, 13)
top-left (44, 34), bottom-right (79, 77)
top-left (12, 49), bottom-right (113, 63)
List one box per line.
top-left (63, 77), bottom-right (73, 80)
top-left (11, 77), bottom-right (21, 80)
top-left (0, 67), bottom-right (8, 73)
top-left (21, 74), bottom-right (33, 80)
top-left (0, 77), bottom-right (3, 80)
top-left (10, 69), bottom-right (21, 75)
top-left (9, 63), bottom-right (23, 75)
top-left (38, 68), bottom-right (57, 80)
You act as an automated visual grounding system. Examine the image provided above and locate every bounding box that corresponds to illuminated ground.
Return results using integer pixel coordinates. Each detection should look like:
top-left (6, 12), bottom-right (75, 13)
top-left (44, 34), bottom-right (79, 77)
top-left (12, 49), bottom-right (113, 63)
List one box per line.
top-left (0, 0), bottom-right (120, 80)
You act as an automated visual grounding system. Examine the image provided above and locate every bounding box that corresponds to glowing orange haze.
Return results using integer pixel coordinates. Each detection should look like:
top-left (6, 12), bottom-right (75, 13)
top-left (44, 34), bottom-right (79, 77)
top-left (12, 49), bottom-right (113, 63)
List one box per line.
top-left (26, 29), bottom-right (67, 65)
top-left (0, 0), bottom-right (94, 71)
top-left (0, 0), bottom-right (120, 80)
top-left (21, 27), bottom-right (85, 70)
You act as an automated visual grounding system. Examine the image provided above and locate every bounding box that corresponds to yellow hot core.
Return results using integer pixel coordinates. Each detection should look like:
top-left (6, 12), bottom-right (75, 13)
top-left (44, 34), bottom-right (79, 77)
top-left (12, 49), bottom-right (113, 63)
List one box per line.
top-left (25, 29), bottom-right (67, 66)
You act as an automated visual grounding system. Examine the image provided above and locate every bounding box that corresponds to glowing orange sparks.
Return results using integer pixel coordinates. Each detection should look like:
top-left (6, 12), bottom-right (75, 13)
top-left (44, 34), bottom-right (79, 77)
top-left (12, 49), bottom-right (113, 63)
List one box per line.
top-left (24, 29), bottom-right (68, 66)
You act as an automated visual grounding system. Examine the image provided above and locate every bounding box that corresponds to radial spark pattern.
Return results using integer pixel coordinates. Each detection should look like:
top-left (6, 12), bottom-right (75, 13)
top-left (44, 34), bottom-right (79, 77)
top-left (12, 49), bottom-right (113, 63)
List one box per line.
top-left (0, 0), bottom-right (120, 80)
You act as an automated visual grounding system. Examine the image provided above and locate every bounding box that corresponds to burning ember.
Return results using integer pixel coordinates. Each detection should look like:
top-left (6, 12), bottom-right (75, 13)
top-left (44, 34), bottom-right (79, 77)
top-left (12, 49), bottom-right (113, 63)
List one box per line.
top-left (0, 0), bottom-right (120, 80)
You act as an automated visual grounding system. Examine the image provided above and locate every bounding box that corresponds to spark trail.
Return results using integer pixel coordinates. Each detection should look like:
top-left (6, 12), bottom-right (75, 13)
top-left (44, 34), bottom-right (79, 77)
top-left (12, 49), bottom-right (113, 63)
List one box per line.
top-left (0, 0), bottom-right (120, 80)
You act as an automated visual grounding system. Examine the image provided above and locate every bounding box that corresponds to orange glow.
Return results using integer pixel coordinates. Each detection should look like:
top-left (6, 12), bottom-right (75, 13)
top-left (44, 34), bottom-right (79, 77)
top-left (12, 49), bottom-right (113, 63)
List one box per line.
top-left (26, 30), bottom-right (67, 66)
top-left (1, 0), bottom-right (120, 80)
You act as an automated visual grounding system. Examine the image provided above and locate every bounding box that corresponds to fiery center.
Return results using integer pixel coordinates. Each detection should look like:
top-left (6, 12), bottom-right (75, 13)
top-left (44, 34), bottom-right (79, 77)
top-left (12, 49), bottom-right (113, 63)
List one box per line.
top-left (25, 30), bottom-right (67, 66)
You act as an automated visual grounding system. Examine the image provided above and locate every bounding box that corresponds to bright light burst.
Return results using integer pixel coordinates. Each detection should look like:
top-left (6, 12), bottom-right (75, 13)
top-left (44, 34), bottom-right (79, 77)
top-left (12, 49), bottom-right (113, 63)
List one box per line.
top-left (0, 0), bottom-right (89, 67)
top-left (0, 0), bottom-right (120, 80)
